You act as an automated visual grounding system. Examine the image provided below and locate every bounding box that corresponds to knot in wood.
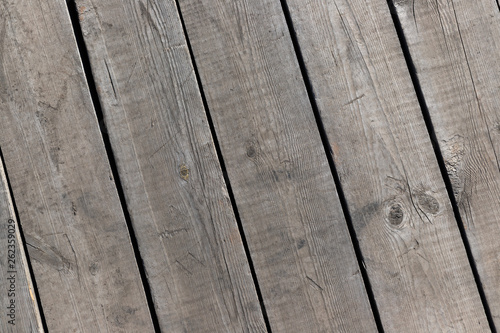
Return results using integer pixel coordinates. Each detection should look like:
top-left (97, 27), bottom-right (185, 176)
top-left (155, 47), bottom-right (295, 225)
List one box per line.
top-left (388, 203), bottom-right (404, 226)
top-left (416, 193), bottom-right (439, 214)
top-left (246, 145), bottom-right (256, 158)
top-left (179, 164), bottom-right (189, 181)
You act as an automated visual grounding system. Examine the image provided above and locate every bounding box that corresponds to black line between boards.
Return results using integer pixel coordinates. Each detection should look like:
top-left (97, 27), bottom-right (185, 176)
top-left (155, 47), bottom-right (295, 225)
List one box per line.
top-left (0, 148), bottom-right (49, 332)
top-left (174, 1), bottom-right (273, 332)
top-left (279, 1), bottom-right (385, 332)
top-left (65, 1), bottom-right (161, 332)
top-left (386, 1), bottom-right (496, 332)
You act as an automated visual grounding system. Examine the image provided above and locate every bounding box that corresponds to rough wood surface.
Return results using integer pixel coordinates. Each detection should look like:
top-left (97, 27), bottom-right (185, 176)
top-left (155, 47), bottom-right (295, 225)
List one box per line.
top-left (0, 1), bottom-right (154, 331)
top-left (75, 0), bottom-right (267, 331)
top-left (285, 0), bottom-right (489, 331)
top-left (177, 0), bottom-right (378, 331)
top-left (0, 158), bottom-right (43, 332)
top-left (394, 0), bottom-right (500, 327)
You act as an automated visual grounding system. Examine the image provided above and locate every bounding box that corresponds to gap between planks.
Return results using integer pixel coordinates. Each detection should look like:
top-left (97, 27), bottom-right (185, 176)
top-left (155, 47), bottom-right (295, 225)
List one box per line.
top-left (0, 147), bottom-right (47, 332)
top-left (65, 1), bottom-right (161, 331)
top-left (386, 0), bottom-right (496, 331)
top-left (175, 0), bottom-right (379, 331)
top-left (70, 0), bottom-right (269, 331)
top-left (279, 0), bottom-right (385, 331)
top-left (173, 0), bottom-right (273, 330)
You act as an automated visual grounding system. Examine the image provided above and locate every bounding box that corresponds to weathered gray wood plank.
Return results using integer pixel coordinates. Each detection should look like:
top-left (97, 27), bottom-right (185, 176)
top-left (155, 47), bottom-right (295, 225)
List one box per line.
top-left (393, 0), bottom-right (500, 327)
top-left (177, 0), bottom-right (378, 331)
top-left (75, 0), bottom-right (267, 331)
top-left (0, 157), bottom-right (43, 332)
top-left (284, 0), bottom-right (489, 331)
top-left (0, 0), bottom-right (154, 331)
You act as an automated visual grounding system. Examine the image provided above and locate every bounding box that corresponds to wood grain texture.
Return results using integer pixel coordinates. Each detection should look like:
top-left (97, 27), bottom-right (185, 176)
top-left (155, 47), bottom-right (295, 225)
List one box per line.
top-left (0, 158), bottom-right (43, 332)
top-left (285, 0), bottom-right (489, 331)
top-left (0, 1), bottom-right (154, 331)
top-left (177, 0), bottom-right (377, 332)
top-left (75, 0), bottom-right (267, 331)
top-left (394, 0), bottom-right (500, 327)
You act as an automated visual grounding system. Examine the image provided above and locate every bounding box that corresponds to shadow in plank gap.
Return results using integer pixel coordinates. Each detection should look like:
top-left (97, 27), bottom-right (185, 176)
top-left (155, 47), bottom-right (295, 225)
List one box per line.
top-left (0, 148), bottom-right (46, 332)
top-left (387, 0), bottom-right (496, 331)
top-left (174, 0), bottom-right (273, 330)
top-left (391, 0), bottom-right (500, 331)
top-left (66, 1), bottom-right (161, 331)
top-left (176, 0), bottom-right (378, 331)
top-left (71, 0), bottom-right (268, 331)
top-left (282, 0), bottom-right (491, 331)
top-left (279, 0), bottom-right (385, 332)
top-left (0, 0), bottom-right (155, 330)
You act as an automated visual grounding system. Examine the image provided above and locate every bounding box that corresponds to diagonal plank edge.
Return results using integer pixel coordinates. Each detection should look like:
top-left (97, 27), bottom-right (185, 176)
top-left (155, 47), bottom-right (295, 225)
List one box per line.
top-left (0, 0), bottom-right (154, 331)
top-left (0, 152), bottom-right (44, 332)
top-left (177, 0), bottom-right (378, 331)
top-left (283, 0), bottom-right (490, 331)
top-left (393, 0), bottom-right (500, 328)
top-left (74, 0), bottom-right (267, 331)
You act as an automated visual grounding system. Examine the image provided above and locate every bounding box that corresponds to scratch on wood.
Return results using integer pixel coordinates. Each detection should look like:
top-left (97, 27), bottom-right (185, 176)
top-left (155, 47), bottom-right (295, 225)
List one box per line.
top-left (64, 233), bottom-right (81, 285)
top-left (416, 252), bottom-right (429, 263)
top-left (104, 59), bottom-right (117, 99)
top-left (306, 275), bottom-right (323, 291)
top-left (188, 252), bottom-right (205, 266)
top-left (175, 260), bottom-right (192, 276)
top-left (343, 94), bottom-right (365, 106)
top-left (139, 0), bottom-right (159, 34)
top-left (149, 142), bottom-right (168, 159)
top-left (125, 60), bottom-right (138, 87)
top-left (334, 3), bottom-right (356, 47)
top-left (26, 238), bottom-right (72, 273)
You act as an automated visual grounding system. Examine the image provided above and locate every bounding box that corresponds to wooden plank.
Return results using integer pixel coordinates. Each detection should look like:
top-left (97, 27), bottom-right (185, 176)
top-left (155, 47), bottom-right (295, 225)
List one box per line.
top-left (393, 0), bottom-right (500, 327)
top-left (176, 0), bottom-right (378, 332)
top-left (284, 0), bottom-right (489, 331)
top-left (0, 1), bottom-right (154, 331)
top-left (0, 157), bottom-right (43, 332)
top-left (74, 0), bottom-right (267, 331)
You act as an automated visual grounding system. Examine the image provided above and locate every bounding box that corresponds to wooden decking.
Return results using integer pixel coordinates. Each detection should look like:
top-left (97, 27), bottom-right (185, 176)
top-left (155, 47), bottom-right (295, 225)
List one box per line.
top-left (1, 0), bottom-right (499, 331)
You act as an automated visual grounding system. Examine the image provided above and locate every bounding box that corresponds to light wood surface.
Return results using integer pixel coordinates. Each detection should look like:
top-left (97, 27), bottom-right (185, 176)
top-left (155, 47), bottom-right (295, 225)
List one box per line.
top-left (75, 0), bottom-right (267, 331)
top-left (1, 0), bottom-right (498, 331)
top-left (0, 0), bottom-right (154, 331)
top-left (0, 155), bottom-right (44, 332)
top-left (176, 0), bottom-right (378, 331)
top-left (394, 0), bottom-right (500, 327)
top-left (285, 0), bottom-right (489, 331)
